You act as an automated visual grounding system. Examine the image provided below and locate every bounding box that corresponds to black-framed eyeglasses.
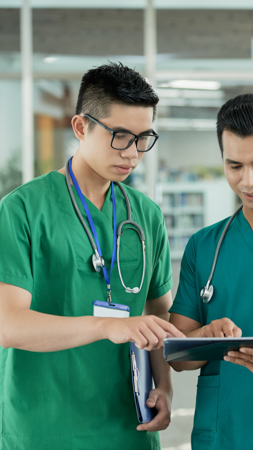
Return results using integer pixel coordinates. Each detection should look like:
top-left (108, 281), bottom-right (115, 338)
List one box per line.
top-left (82, 114), bottom-right (159, 152)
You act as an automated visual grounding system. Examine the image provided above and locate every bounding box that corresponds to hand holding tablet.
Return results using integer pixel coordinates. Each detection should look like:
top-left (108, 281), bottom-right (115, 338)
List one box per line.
top-left (163, 337), bottom-right (253, 362)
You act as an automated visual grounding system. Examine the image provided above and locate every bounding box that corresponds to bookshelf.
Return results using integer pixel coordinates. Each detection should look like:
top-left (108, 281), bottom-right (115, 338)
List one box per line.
top-left (160, 179), bottom-right (235, 259)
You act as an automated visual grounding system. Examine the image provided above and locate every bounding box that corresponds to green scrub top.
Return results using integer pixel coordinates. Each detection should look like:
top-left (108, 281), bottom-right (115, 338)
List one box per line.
top-left (0, 171), bottom-right (172, 450)
top-left (170, 209), bottom-right (253, 450)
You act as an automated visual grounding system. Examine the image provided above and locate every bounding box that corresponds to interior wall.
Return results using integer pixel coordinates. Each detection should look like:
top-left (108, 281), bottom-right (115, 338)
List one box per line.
top-left (1, 8), bottom-right (253, 59)
top-left (158, 129), bottom-right (222, 169)
top-left (0, 80), bottom-right (21, 165)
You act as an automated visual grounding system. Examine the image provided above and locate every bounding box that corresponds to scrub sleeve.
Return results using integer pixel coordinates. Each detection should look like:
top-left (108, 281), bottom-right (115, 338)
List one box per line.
top-left (0, 172), bottom-right (172, 450)
top-left (170, 211), bottom-right (253, 450)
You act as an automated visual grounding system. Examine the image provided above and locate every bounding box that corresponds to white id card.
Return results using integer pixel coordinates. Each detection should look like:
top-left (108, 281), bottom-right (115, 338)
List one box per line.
top-left (93, 300), bottom-right (130, 318)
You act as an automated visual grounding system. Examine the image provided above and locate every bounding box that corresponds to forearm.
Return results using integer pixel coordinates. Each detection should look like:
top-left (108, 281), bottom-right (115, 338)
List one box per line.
top-left (136, 293), bottom-right (184, 432)
top-left (170, 359), bottom-right (206, 372)
top-left (150, 348), bottom-right (173, 399)
top-left (0, 284), bottom-right (184, 353)
top-left (0, 309), bottom-right (108, 352)
top-left (0, 307), bottom-right (184, 353)
top-left (146, 296), bottom-right (175, 388)
top-left (169, 317), bottom-right (242, 371)
top-left (170, 328), bottom-right (207, 372)
top-left (169, 313), bottom-right (206, 371)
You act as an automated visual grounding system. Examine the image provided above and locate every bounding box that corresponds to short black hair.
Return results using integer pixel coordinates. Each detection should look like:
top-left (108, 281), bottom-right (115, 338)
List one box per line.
top-left (75, 62), bottom-right (159, 131)
top-left (217, 93), bottom-right (253, 156)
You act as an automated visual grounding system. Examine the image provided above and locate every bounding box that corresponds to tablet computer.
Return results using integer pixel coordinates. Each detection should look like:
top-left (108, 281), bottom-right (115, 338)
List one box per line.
top-left (163, 337), bottom-right (253, 362)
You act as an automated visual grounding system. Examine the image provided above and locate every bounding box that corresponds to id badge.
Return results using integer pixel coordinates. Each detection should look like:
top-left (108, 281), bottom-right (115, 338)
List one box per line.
top-left (93, 300), bottom-right (130, 318)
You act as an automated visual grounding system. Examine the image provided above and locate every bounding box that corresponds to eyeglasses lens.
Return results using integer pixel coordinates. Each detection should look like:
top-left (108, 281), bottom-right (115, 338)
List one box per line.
top-left (137, 134), bottom-right (156, 152)
top-left (112, 133), bottom-right (156, 152)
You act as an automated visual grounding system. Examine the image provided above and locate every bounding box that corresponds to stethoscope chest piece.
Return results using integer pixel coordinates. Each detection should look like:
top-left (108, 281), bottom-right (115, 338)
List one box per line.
top-left (200, 284), bottom-right (214, 303)
top-left (92, 252), bottom-right (105, 273)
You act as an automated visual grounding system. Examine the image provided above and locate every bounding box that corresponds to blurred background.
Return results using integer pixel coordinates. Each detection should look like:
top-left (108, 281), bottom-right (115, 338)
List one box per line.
top-left (0, 0), bottom-right (252, 448)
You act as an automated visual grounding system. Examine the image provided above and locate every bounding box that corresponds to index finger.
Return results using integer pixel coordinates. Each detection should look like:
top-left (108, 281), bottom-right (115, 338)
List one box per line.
top-left (155, 318), bottom-right (185, 338)
top-left (223, 322), bottom-right (242, 338)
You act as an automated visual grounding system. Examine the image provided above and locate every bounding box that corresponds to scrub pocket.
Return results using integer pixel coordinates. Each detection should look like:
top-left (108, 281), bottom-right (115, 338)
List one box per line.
top-left (193, 374), bottom-right (220, 433)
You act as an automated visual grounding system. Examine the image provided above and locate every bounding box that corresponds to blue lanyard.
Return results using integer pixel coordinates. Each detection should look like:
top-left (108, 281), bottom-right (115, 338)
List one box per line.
top-left (68, 158), bottom-right (117, 302)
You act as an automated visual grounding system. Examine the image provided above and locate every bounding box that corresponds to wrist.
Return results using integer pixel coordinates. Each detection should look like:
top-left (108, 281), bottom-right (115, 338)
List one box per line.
top-left (91, 316), bottom-right (113, 341)
top-left (97, 316), bottom-right (123, 343)
top-left (157, 382), bottom-right (173, 396)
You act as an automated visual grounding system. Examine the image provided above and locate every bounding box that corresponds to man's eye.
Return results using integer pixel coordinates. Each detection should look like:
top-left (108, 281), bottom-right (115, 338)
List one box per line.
top-left (231, 165), bottom-right (241, 170)
top-left (115, 134), bottom-right (127, 139)
top-left (139, 136), bottom-right (148, 141)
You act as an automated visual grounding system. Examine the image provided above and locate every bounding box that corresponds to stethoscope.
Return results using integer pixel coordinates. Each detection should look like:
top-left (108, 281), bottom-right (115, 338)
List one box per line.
top-left (65, 158), bottom-right (146, 296)
top-left (200, 204), bottom-right (243, 303)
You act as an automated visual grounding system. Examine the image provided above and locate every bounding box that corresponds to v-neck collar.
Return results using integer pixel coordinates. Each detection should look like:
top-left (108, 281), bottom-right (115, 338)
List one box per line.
top-left (70, 182), bottom-right (113, 225)
top-left (55, 171), bottom-right (126, 229)
top-left (236, 208), bottom-right (253, 252)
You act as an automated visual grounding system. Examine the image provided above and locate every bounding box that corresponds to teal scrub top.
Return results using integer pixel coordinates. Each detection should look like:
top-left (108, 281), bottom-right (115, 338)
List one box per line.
top-left (170, 209), bottom-right (253, 450)
top-left (0, 171), bottom-right (173, 450)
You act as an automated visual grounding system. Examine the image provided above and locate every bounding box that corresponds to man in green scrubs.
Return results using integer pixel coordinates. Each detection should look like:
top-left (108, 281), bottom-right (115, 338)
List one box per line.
top-left (0, 63), bottom-right (183, 450)
top-left (170, 93), bottom-right (253, 450)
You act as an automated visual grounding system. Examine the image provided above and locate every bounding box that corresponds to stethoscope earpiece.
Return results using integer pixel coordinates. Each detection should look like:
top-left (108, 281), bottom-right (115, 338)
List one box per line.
top-left (125, 287), bottom-right (140, 294)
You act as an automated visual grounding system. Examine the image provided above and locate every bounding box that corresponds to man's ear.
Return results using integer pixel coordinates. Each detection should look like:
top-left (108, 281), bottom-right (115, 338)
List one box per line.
top-left (71, 115), bottom-right (88, 141)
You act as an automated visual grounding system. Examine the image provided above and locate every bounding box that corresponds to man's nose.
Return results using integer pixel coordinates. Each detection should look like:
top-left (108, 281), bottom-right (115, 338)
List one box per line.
top-left (241, 166), bottom-right (253, 188)
top-left (120, 139), bottom-right (138, 159)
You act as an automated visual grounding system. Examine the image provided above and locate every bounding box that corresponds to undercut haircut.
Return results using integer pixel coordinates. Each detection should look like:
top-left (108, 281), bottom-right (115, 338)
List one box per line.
top-left (217, 93), bottom-right (253, 156)
top-left (75, 62), bottom-right (159, 131)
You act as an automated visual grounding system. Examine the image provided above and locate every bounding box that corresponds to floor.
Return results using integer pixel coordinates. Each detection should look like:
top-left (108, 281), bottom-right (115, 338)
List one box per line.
top-left (159, 369), bottom-right (200, 450)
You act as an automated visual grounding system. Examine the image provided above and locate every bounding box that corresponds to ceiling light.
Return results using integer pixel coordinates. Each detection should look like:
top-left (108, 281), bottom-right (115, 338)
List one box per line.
top-left (43, 56), bottom-right (58, 63)
top-left (156, 88), bottom-right (223, 99)
top-left (160, 80), bottom-right (221, 90)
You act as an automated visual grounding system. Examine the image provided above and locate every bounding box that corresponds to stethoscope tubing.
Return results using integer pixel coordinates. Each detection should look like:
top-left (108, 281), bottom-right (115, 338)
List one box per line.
top-left (206, 204), bottom-right (243, 285)
top-left (65, 159), bottom-right (97, 254)
top-left (201, 203), bottom-right (243, 302)
top-left (65, 158), bottom-right (146, 294)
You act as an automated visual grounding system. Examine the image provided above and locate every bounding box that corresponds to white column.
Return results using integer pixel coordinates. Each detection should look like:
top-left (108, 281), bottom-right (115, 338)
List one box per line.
top-left (20, 0), bottom-right (34, 183)
top-left (144, 0), bottom-right (158, 202)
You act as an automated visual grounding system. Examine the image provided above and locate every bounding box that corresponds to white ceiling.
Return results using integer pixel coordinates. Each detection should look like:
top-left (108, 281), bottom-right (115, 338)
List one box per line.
top-left (1, 0), bottom-right (253, 113)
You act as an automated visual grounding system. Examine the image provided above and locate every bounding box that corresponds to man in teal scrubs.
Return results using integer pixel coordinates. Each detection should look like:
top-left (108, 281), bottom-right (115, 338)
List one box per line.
top-left (0, 63), bottom-right (183, 450)
top-left (170, 93), bottom-right (253, 449)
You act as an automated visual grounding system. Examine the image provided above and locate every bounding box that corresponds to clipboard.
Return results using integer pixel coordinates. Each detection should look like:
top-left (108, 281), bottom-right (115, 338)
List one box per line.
top-left (163, 337), bottom-right (253, 362)
top-left (130, 343), bottom-right (156, 423)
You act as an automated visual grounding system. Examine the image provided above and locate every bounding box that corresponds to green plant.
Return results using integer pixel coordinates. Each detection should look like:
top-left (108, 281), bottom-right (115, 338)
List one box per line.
top-left (0, 152), bottom-right (22, 200)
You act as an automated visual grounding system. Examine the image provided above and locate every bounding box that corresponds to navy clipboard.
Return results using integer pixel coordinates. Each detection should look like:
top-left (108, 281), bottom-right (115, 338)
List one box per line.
top-left (130, 343), bottom-right (156, 423)
top-left (163, 337), bottom-right (253, 362)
